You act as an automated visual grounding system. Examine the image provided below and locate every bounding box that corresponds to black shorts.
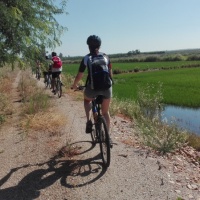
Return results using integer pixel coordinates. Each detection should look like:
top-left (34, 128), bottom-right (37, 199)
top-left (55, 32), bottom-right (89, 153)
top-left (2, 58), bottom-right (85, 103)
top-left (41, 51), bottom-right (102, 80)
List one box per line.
top-left (84, 84), bottom-right (112, 99)
top-left (52, 72), bottom-right (61, 78)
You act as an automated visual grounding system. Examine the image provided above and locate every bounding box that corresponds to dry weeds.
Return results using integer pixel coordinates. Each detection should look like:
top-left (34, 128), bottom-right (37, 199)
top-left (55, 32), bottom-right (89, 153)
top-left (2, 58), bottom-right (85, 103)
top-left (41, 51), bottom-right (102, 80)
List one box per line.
top-left (0, 67), bottom-right (18, 121)
top-left (21, 109), bottom-right (67, 134)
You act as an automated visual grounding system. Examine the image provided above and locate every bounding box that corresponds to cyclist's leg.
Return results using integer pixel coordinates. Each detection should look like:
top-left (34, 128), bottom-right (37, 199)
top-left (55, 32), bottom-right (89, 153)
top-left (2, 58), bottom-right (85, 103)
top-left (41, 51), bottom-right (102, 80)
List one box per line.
top-left (59, 72), bottom-right (62, 80)
top-left (84, 94), bottom-right (94, 133)
top-left (84, 97), bottom-right (93, 121)
top-left (84, 86), bottom-right (97, 121)
top-left (101, 87), bottom-right (112, 132)
top-left (58, 72), bottom-right (64, 85)
top-left (101, 98), bottom-right (111, 132)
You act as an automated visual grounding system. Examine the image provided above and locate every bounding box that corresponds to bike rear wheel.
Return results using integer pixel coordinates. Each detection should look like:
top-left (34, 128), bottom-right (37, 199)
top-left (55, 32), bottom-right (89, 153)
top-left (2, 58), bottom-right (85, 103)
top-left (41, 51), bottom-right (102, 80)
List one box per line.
top-left (56, 79), bottom-right (62, 98)
top-left (97, 116), bottom-right (110, 168)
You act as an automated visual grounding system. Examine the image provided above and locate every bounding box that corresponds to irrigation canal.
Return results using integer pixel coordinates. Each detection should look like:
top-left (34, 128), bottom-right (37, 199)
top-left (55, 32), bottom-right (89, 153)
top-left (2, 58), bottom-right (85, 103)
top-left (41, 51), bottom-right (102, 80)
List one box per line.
top-left (162, 105), bottom-right (200, 135)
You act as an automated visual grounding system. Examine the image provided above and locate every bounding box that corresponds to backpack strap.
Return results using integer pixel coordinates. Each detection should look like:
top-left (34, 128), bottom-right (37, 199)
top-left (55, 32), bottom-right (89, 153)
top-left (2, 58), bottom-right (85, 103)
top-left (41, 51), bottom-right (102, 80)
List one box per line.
top-left (87, 55), bottom-right (94, 89)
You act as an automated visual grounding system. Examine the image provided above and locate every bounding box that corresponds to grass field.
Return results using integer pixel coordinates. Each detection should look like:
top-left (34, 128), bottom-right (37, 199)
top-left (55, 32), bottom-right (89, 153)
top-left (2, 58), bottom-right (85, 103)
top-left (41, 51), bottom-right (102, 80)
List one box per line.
top-left (113, 68), bottom-right (200, 107)
top-left (112, 60), bottom-right (200, 71)
top-left (63, 60), bottom-right (200, 74)
top-left (63, 61), bottom-right (200, 107)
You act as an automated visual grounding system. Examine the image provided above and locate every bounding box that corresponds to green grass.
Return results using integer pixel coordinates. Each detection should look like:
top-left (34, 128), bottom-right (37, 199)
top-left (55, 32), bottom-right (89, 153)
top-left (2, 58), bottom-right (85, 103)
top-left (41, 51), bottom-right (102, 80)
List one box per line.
top-left (113, 67), bottom-right (200, 107)
top-left (112, 60), bottom-right (200, 71)
top-left (62, 63), bottom-right (79, 76)
top-left (62, 60), bottom-right (200, 74)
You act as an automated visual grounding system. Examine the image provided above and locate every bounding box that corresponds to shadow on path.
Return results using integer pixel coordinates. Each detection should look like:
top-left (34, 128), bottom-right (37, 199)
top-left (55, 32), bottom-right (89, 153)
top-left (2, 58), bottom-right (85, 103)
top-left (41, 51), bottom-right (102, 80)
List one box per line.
top-left (0, 143), bottom-right (107, 200)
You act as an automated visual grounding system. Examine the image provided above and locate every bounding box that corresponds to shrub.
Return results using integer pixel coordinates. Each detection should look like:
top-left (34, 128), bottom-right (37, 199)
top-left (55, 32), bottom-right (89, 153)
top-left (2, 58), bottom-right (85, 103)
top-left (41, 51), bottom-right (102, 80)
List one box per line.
top-left (144, 56), bottom-right (159, 62)
top-left (139, 117), bottom-right (186, 154)
top-left (110, 97), bottom-right (140, 119)
top-left (18, 70), bottom-right (51, 115)
top-left (137, 83), bottom-right (163, 120)
top-left (134, 68), bottom-right (139, 72)
top-left (27, 91), bottom-right (50, 114)
top-left (187, 55), bottom-right (200, 61)
top-left (18, 71), bottom-right (37, 102)
top-left (136, 83), bottom-right (188, 153)
top-left (0, 115), bottom-right (5, 124)
top-left (62, 73), bottom-right (84, 89)
top-left (186, 133), bottom-right (200, 151)
top-left (113, 69), bottom-right (124, 74)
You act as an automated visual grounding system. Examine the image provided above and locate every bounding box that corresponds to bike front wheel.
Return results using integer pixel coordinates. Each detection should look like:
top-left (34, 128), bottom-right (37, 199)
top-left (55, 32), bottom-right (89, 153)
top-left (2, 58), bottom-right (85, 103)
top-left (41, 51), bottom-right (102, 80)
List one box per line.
top-left (97, 116), bottom-right (111, 168)
top-left (91, 122), bottom-right (98, 145)
top-left (46, 76), bottom-right (52, 89)
top-left (45, 75), bottom-right (48, 88)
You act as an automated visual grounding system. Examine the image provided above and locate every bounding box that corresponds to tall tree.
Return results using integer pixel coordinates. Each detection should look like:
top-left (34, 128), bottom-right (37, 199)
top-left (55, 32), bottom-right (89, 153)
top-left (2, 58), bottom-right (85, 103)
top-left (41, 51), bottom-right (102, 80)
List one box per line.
top-left (0, 0), bottom-right (68, 67)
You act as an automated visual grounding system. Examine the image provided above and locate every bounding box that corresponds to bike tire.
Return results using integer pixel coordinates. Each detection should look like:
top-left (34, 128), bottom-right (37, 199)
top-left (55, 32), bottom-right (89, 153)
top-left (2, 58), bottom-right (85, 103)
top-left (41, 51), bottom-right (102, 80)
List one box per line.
top-left (97, 116), bottom-right (111, 168)
top-left (45, 75), bottom-right (48, 88)
top-left (91, 123), bottom-right (97, 144)
top-left (57, 80), bottom-right (62, 98)
top-left (48, 76), bottom-right (52, 89)
top-left (46, 76), bottom-right (51, 88)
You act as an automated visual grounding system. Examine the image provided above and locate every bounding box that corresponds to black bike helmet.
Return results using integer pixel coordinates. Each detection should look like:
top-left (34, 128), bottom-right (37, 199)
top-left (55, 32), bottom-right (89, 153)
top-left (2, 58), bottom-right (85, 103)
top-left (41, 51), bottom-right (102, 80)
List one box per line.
top-left (86, 35), bottom-right (101, 47)
top-left (52, 52), bottom-right (57, 56)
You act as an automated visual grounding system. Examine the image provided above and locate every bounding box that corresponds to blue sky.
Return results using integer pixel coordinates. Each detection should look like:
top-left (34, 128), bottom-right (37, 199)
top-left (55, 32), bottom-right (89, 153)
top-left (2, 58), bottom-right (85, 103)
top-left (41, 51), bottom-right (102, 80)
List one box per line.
top-left (52, 0), bottom-right (200, 57)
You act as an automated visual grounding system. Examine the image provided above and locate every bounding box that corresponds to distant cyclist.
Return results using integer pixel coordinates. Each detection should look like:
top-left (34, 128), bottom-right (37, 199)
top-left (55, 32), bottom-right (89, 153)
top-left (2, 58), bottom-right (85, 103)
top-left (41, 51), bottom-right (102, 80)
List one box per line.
top-left (35, 60), bottom-right (41, 79)
top-left (43, 56), bottom-right (52, 83)
top-left (51, 52), bottom-right (63, 93)
top-left (71, 35), bottom-right (113, 140)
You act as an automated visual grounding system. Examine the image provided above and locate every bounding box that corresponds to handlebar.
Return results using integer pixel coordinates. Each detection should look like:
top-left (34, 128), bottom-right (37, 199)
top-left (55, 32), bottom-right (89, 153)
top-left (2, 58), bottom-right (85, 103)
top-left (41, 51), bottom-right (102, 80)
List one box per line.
top-left (71, 85), bottom-right (85, 91)
top-left (77, 86), bottom-right (85, 90)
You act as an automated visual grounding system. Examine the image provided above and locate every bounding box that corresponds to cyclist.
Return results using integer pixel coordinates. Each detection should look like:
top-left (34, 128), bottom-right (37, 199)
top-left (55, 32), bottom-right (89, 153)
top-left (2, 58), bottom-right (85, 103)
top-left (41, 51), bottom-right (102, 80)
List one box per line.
top-left (51, 52), bottom-right (62, 93)
top-left (71, 35), bottom-right (113, 139)
top-left (35, 60), bottom-right (41, 79)
top-left (43, 56), bottom-right (52, 84)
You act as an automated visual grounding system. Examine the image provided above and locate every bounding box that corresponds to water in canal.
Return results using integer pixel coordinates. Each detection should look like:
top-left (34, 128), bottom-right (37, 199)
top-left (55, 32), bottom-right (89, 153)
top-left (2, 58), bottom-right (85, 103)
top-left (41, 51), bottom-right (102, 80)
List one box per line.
top-left (162, 105), bottom-right (200, 135)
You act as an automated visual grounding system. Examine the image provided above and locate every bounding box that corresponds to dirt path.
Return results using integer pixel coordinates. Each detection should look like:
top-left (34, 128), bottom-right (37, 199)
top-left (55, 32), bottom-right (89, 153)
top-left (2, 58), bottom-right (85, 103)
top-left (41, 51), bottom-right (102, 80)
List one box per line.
top-left (0, 72), bottom-right (199, 200)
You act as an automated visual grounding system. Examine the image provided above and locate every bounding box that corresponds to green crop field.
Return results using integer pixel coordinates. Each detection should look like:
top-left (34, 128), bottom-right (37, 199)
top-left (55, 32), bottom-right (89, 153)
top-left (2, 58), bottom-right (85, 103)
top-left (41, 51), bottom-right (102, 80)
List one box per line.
top-left (63, 62), bottom-right (200, 107)
top-left (63, 60), bottom-right (200, 74)
top-left (112, 60), bottom-right (200, 71)
top-left (113, 67), bottom-right (200, 107)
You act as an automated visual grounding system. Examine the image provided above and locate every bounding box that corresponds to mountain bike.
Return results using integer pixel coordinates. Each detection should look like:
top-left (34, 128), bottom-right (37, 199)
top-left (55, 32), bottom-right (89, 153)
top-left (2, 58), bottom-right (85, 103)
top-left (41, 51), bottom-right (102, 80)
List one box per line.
top-left (44, 72), bottom-right (52, 89)
top-left (77, 86), bottom-right (111, 168)
top-left (54, 74), bottom-right (62, 98)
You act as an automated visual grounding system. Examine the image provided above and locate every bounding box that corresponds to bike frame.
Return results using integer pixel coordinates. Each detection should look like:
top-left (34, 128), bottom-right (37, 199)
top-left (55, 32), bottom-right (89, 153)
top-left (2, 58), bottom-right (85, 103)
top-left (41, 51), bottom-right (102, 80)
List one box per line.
top-left (76, 86), bottom-right (111, 168)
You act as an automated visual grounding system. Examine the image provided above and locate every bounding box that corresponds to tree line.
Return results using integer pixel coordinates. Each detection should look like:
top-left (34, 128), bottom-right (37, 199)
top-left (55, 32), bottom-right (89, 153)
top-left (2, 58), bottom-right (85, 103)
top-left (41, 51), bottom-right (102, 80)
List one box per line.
top-left (0, 0), bottom-right (68, 69)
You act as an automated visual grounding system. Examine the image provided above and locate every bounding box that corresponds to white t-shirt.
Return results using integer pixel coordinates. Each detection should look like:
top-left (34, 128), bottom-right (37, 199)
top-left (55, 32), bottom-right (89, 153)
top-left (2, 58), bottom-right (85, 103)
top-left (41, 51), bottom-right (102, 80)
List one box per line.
top-left (52, 66), bottom-right (62, 72)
